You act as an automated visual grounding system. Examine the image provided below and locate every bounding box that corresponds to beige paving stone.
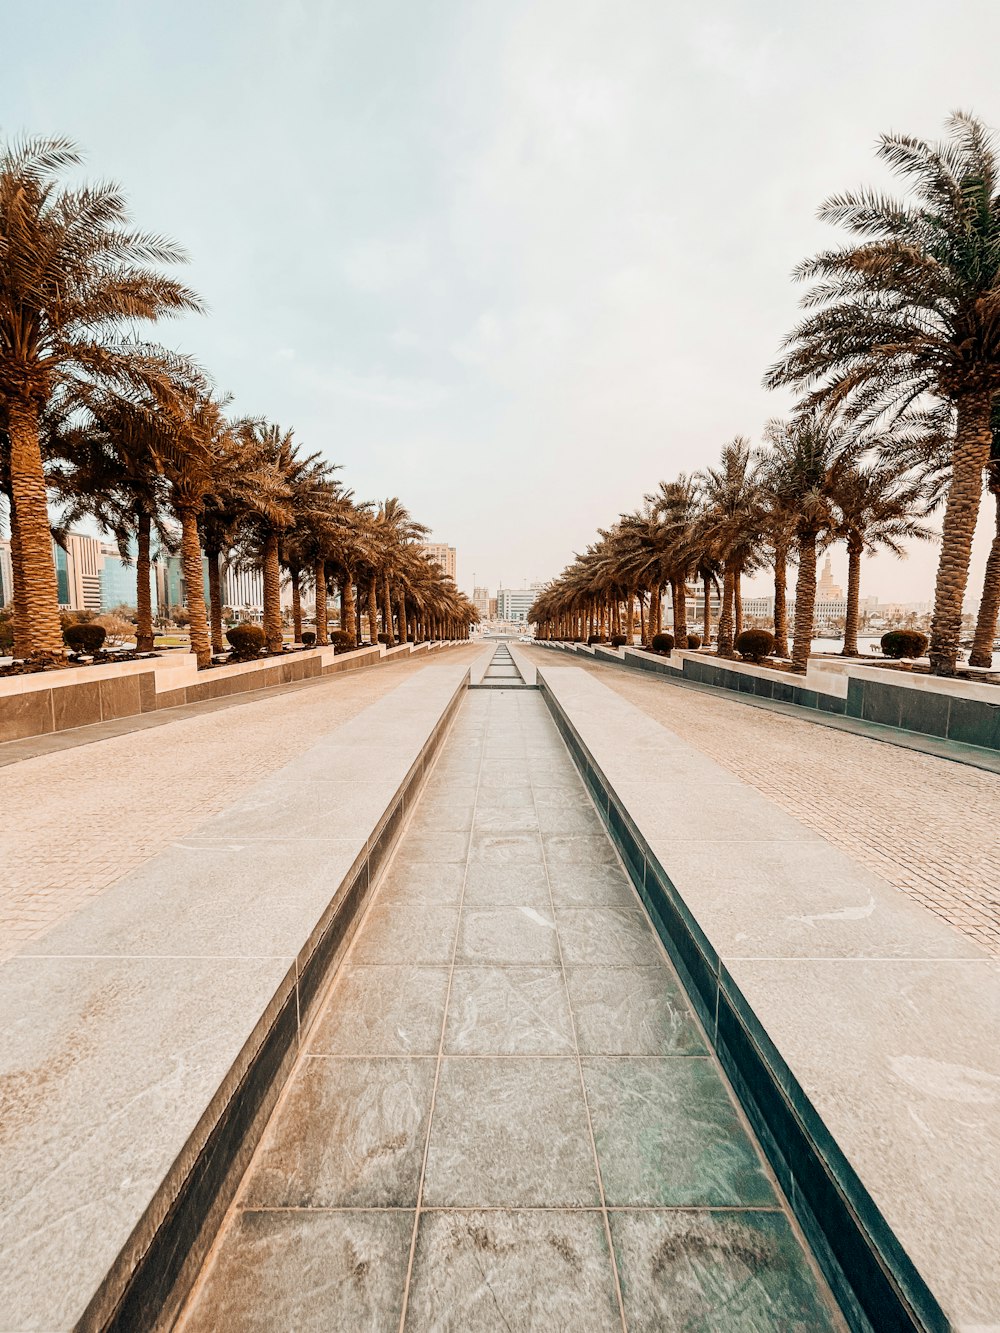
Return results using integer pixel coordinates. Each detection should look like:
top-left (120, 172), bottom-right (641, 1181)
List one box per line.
top-left (0, 648), bottom-right (480, 960)
top-left (527, 648), bottom-right (1000, 956)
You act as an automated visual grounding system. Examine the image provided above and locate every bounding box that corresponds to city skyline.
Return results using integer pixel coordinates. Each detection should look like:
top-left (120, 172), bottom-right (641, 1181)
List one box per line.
top-left (4, 2), bottom-right (1000, 604)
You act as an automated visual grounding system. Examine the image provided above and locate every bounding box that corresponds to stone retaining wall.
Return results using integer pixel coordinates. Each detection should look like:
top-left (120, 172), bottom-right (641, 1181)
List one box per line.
top-left (0, 641), bottom-right (463, 745)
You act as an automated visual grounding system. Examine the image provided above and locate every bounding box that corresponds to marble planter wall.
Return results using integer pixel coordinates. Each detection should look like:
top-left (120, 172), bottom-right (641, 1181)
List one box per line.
top-left (0, 642), bottom-right (464, 745)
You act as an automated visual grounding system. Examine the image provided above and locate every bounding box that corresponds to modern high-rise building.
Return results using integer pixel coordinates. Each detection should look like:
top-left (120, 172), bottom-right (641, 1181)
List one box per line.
top-left (50, 533), bottom-right (106, 612)
top-left (99, 542), bottom-right (156, 612)
top-left (158, 554), bottom-right (211, 616)
top-left (418, 543), bottom-right (457, 581)
top-left (496, 586), bottom-right (539, 623)
top-left (472, 585), bottom-right (491, 620)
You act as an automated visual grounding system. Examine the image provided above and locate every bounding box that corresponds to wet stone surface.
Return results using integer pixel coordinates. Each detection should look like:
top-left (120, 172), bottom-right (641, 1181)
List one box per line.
top-left (177, 688), bottom-right (844, 1330)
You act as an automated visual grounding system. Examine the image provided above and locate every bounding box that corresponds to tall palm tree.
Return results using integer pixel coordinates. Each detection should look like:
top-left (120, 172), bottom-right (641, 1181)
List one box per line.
top-left (832, 464), bottom-right (932, 656)
top-left (757, 424), bottom-right (804, 657)
top-left (148, 388), bottom-right (246, 667)
top-left (766, 113), bottom-right (1000, 675)
top-left (46, 398), bottom-right (171, 653)
top-left (0, 136), bottom-right (201, 660)
top-left (375, 497), bottom-right (429, 645)
top-left (764, 414), bottom-right (849, 672)
top-left (698, 439), bottom-right (762, 656)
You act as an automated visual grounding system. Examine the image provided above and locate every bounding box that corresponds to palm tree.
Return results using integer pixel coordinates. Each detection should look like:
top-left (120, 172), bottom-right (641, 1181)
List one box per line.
top-left (375, 498), bottom-right (429, 645)
top-left (969, 405), bottom-right (1000, 667)
top-left (0, 136), bottom-right (201, 660)
top-left (766, 113), bottom-right (1000, 675)
top-left (832, 464), bottom-right (932, 656)
top-left (44, 389), bottom-right (165, 652)
top-left (764, 414), bottom-right (849, 672)
top-left (698, 439), bottom-right (762, 656)
top-left (147, 388), bottom-right (246, 668)
top-left (757, 426), bottom-right (803, 657)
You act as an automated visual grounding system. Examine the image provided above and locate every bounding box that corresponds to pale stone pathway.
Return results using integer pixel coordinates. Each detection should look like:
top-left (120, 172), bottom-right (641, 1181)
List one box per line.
top-left (177, 689), bottom-right (843, 1331)
top-left (525, 649), bottom-right (1000, 955)
top-left (0, 647), bottom-right (481, 961)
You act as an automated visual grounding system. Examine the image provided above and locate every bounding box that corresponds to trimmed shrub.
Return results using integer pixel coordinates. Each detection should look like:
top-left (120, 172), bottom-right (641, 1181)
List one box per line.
top-left (331, 630), bottom-right (356, 652)
top-left (587, 634), bottom-right (608, 646)
top-left (301, 631), bottom-right (316, 646)
top-left (881, 630), bottom-right (928, 659)
top-left (64, 623), bottom-right (106, 654)
top-left (377, 632), bottom-right (392, 645)
top-left (611, 635), bottom-right (626, 648)
top-left (226, 623), bottom-right (266, 660)
top-left (686, 632), bottom-right (702, 649)
top-left (735, 629), bottom-right (774, 663)
top-left (651, 632), bottom-right (674, 655)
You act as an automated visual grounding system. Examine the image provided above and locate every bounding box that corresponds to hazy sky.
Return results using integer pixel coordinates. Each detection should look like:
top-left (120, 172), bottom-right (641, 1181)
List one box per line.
top-left (5, 1), bottom-right (1000, 602)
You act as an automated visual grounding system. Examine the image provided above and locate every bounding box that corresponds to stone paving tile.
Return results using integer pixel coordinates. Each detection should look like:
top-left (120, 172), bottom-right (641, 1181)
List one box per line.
top-left (609, 1210), bottom-right (842, 1332)
top-left (0, 647), bottom-right (481, 961)
top-left (181, 1209), bottom-right (414, 1332)
top-left (406, 1210), bottom-right (621, 1331)
top-left (529, 649), bottom-right (1000, 956)
top-left (177, 687), bottom-right (844, 1331)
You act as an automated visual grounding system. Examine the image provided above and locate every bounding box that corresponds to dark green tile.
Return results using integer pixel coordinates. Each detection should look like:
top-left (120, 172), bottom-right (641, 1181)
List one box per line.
top-left (947, 696), bottom-right (1000, 750)
top-left (897, 688), bottom-right (950, 739)
top-left (609, 1210), bottom-right (841, 1332)
top-left (582, 1058), bottom-right (775, 1207)
top-left (860, 681), bottom-right (901, 728)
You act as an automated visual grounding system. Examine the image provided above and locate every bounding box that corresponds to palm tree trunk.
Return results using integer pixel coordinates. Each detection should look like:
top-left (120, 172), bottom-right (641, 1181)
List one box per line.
top-left (842, 539), bottom-right (863, 657)
top-left (179, 505), bottom-right (211, 668)
top-left (970, 488), bottom-right (1000, 668)
top-left (674, 579), bottom-right (688, 649)
top-left (703, 574), bottom-right (712, 647)
top-left (929, 390), bottom-right (992, 674)
top-left (637, 590), bottom-right (646, 644)
top-left (367, 576), bottom-right (378, 644)
top-left (772, 543), bottom-right (788, 658)
top-left (791, 529), bottom-right (818, 674)
top-left (262, 530), bottom-right (282, 653)
top-left (734, 565), bottom-right (743, 640)
top-left (6, 399), bottom-right (63, 659)
top-left (314, 561), bottom-right (328, 645)
top-left (354, 583), bottom-right (363, 644)
top-left (135, 510), bottom-right (155, 653)
top-left (382, 574), bottom-right (395, 646)
top-left (717, 563), bottom-right (736, 656)
top-left (9, 503), bottom-right (30, 659)
top-left (207, 547), bottom-right (224, 654)
top-left (396, 588), bottom-right (408, 643)
top-left (291, 568), bottom-right (302, 642)
top-left (342, 568), bottom-right (357, 646)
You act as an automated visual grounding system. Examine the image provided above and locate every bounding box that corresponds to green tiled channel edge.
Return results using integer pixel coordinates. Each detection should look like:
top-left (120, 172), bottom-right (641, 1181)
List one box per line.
top-left (538, 675), bottom-right (949, 1333)
top-left (92, 674), bottom-right (471, 1333)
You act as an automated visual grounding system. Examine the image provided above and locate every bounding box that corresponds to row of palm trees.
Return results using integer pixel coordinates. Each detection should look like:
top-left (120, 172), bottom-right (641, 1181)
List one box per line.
top-left (530, 419), bottom-right (935, 671)
top-left (535, 112), bottom-right (1000, 676)
top-left (0, 137), bottom-right (476, 668)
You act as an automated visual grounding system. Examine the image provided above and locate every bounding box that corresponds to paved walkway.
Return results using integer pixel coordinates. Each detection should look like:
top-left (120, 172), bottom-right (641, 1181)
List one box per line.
top-left (0, 647), bottom-right (481, 961)
top-left (527, 650), bottom-right (1000, 956)
top-left (177, 689), bottom-right (843, 1331)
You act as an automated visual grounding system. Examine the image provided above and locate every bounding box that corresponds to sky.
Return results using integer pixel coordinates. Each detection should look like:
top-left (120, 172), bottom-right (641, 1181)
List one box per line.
top-left (4, 0), bottom-right (1000, 604)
